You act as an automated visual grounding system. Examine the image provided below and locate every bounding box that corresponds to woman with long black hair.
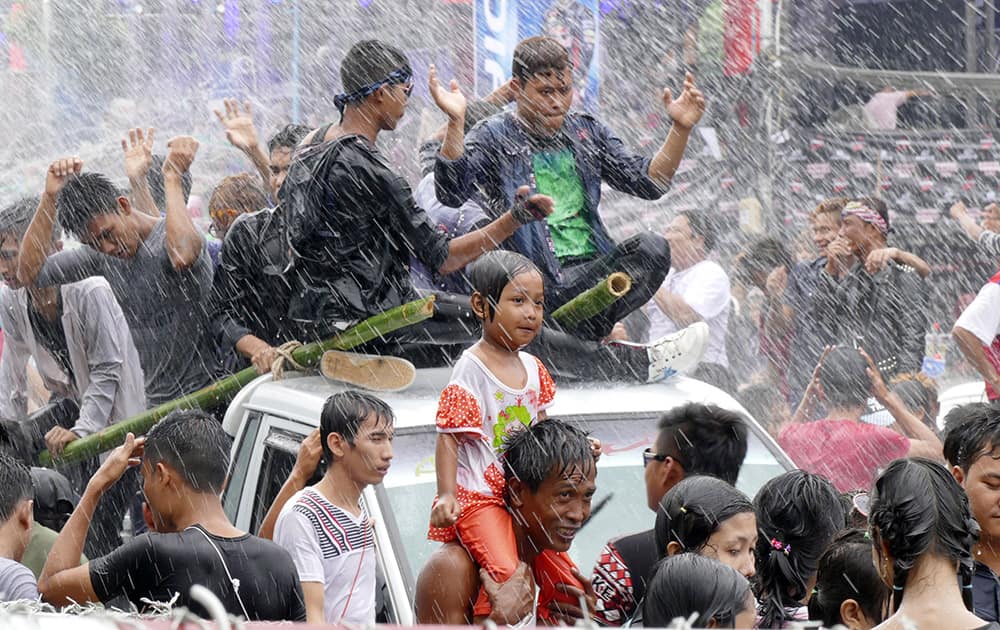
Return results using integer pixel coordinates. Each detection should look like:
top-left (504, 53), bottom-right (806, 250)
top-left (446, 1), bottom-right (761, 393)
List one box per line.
top-left (869, 457), bottom-right (998, 630)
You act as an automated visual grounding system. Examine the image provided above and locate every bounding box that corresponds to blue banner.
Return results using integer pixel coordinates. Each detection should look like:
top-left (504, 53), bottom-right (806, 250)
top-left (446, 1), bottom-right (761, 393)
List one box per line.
top-left (474, 0), bottom-right (600, 111)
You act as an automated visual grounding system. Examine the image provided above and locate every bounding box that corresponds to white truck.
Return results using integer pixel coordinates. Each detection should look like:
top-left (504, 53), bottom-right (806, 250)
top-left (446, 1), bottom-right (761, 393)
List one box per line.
top-left (219, 369), bottom-right (795, 625)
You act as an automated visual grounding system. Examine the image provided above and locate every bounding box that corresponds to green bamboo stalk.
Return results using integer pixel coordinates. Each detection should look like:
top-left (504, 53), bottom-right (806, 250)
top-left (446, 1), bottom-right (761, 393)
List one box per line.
top-left (551, 272), bottom-right (633, 330)
top-left (41, 296), bottom-right (437, 467)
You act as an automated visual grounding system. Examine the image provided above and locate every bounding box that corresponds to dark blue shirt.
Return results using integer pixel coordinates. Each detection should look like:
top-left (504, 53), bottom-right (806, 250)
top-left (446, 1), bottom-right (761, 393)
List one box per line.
top-left (974, 561), bottom-right (1000, 622)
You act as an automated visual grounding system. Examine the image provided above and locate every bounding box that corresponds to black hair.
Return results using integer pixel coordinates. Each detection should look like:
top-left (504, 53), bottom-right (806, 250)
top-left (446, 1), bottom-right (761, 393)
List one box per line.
top-left (57, 172), bottom-right (123, 239)
top-left (0, 453), bottom-right (32, 523)
top-left (502, 419), bottom-right (594, 493)
top-left (740, 237), bottom-right (792, 287)
top-left (0, 197), bottom-right (59, 245)
top-left (144, 409), bottom-right (232, 494)
top-left (267, 123), bottom-right (311, 154)
top-left (319, 390), bottom-right (395, 464)
top-left (466, 250), bottom-right (542, 322)
top-left (807, 529), bottom-right (889, 627)
top-left (146, 155), bottom-right (193, 213)
top-left (644, 554), bottom-right (752, 629)
top-left (654, 475), bottom-right (754, 558)
top-left (737, 383), bottom-right (787, 435)
top-left (754, 470), bottom-right (846, 629)
top-left (819, 346), bottom-right (871, 410)
top-left (655, 403), bottom-right (748, 486)
top-left (340, 40), bottom-right (412, 96)
top-left (943, 402), bottom-right (999, 473)
top-left (870, 458), bottom-right (980, 613)
top-left (512, 36), bottom-right (571, 82)
top-left (678, 210), bottom-right (716, 251)
top-left (890, 376), bottom-right (938, 433)
top-left (853, 196), bottom-right (891, 234)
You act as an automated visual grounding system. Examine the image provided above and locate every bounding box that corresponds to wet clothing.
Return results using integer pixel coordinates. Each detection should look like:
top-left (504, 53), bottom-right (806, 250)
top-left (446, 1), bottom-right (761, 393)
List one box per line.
top-left (35, 222), bottom-right (217, 406)
top-left (211, 206), bottom-right (297, 360)
top-left (410, 172), bottom-right (489, 294)
top-left (0, 557), bottom-right (38, 602)
top-left (979, 231), bottom-right (1000, 259)
top-left (274, 489), bottom-right (375, 625)
top-left (531, 145), bottom-right (596, 262)
top-left (974, 561), bottom-right (1000, 622)
top-left (435, 110), bottom-right (668, 288)
top-left (26, 293), bottom-right (72, 379)
top-left (89, 524), bottom-right (306, 621)
top-left (778, 419), bottom-right (909, 492)
top-left (785, 257), bottom-right (829, 405)
top-left (591, 529), bottom-right (656, 626)
top-left (0, 279), bottom-right (146, 437)
top-left (810, 259), bottom-right (926, 377)
top-left (955, 271), bottom-right (1000, 400)
top-left (428, 350), bottom-right (555, 543)
top-left (645, 260), bottom-right (731, 367)
top-left (285, 133), bottom-right (449, 333)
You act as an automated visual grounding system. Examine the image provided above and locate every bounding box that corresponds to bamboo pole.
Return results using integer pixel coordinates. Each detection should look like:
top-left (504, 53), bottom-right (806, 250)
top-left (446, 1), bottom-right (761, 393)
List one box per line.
top-left (41, 296), bottom-right (437, 467)
top-left (551, 272), bottom-right (633, 330)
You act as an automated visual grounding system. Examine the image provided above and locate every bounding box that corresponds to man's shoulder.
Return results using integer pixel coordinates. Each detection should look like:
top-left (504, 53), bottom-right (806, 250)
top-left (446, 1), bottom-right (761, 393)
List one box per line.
top-left (606, 528), bottom-right (656, 562)
top-left (0, 556), bottom-right (34, 578)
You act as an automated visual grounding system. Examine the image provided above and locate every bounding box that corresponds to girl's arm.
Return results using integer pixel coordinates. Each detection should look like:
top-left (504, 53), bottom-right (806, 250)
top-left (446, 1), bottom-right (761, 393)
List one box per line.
top-left (431, 433), bottom-right (461, 527)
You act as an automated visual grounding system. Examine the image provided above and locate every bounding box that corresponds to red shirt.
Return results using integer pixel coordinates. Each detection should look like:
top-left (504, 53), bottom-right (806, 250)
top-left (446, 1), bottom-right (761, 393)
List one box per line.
top-left (778, 419), bottom-right (909, 493)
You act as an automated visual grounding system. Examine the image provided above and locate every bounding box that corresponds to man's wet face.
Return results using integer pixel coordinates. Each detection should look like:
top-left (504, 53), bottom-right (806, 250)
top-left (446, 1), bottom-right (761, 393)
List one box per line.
top-left (960, 447), bottom-right (1000, 545)
top-left (839, 214), bottom-right (879, 255)
top-left (84, 210), bottom-right (139, 260)
top-left (519, 461), bottom-right (596, 553)
top-left (0, 234), bottom-right (21, 288)
top-left (516, 68), bottom-right (574, 135)
top-left (269, 147), bottom-right (292, 197)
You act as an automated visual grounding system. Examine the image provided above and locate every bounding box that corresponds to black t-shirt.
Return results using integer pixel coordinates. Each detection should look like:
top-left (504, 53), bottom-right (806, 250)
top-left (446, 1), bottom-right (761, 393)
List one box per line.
top-left (89, 525), bottom-right (306, 621)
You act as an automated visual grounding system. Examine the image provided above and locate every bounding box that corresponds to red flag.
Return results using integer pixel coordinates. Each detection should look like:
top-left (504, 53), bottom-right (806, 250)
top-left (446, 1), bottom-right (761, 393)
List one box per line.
top-left (724, 0), bottom-right (759, 76)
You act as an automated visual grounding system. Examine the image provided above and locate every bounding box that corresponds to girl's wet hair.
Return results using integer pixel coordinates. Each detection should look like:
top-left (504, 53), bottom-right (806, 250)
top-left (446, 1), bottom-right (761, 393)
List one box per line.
top-left (754, 470), bottom-right (846, 628)
top-left (807, 529), bottom-right (889, 627)
top-left (466, 250), bottom-right (542, 321)
top-left (643, 554), bottom-right (752, 628)
top-left (654, 475), bottom-right (754, 558)
top-left (869, 457), bottom-right (980, 613)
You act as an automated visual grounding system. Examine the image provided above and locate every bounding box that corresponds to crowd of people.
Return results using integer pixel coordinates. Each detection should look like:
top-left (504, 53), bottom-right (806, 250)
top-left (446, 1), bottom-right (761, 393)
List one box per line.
top-left (0, 28), bottom-right (999, 630)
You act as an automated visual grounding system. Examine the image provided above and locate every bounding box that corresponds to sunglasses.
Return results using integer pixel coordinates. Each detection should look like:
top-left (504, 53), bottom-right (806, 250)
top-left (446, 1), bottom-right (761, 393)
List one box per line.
top-left (643, 448), bottom-right (669, 468)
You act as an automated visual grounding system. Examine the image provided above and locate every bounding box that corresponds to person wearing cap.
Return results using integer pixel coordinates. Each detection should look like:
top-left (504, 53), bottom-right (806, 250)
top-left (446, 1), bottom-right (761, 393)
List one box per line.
top-left (810, 197), bottom-right (927, 378)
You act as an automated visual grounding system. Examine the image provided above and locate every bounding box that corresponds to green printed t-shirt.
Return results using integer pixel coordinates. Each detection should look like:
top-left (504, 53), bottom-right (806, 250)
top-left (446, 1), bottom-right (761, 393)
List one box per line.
top-left (532, 148), bottom-right (597, 262)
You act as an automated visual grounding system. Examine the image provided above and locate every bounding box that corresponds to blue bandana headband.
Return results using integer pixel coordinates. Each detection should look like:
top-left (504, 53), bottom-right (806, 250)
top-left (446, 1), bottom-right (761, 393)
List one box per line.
top-left (334, 68), bottom-right (413, 114)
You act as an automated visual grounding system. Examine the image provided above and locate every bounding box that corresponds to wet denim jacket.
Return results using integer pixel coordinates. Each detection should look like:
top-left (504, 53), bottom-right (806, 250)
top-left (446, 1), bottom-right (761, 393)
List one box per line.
top-left (435, 111), bottom-right (668, 284)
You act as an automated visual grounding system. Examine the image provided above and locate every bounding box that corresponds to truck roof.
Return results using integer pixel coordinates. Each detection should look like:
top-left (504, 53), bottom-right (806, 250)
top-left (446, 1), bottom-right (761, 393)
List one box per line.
top-left (222, 368), bottom-right (761, 435)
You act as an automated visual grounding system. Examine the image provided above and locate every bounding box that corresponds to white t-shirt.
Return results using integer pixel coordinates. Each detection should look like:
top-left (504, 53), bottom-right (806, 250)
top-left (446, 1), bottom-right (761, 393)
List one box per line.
top-left (645, 260), bottom-right (731, 367)
top-left (955, 281), bottom-right (1000, 346)
top-left (864, 90), bottom-right (909, 130)
top-left (274, 488), bottom-right (376, 625)
top-left (436, 350), bottom-right (555, 499)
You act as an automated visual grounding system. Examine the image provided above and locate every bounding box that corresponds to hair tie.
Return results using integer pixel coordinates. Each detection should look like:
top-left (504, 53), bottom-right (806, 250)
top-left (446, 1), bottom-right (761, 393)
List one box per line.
top-left (770, 537), bottom-right (791, 555)
top-left (892, 585), bottom-right (904, 591)
top-left (679, 506), bottom-right (687, 514)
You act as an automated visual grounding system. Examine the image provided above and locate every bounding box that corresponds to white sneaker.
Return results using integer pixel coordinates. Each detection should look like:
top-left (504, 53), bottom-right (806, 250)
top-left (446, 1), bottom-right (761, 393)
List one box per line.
top-left (646, 322), bottom-right (710, 382)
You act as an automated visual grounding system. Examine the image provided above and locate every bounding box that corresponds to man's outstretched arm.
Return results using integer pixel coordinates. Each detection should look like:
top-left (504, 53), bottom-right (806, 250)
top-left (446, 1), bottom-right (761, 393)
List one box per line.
top-left (18, 158), bottom-right (82, 287)
top-left (122, 127), bottom-right (159, 218)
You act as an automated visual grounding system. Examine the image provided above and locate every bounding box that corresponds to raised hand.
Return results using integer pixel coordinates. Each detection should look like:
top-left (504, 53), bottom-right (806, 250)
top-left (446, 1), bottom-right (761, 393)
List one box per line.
top-left (87, 432), bottom-right (144, 492)
top-left (163, 136), bottom-right (199, 175)
top-left (122, 127), bottom-right (155, 181)
top-left (949, 200), bottom-right (969, 221)
top-left (865, 247), bottom-right (898, 275)
top-left (429, 64), bottom-right (467, 122)
top-left (44, 157), bottom-right (83, 198)
top-left (213, 98), bottom-right (261, 153)
top-left (663, 71), bottom-right (706, 131)
top-left (860, 347), bottom-right (890, 403)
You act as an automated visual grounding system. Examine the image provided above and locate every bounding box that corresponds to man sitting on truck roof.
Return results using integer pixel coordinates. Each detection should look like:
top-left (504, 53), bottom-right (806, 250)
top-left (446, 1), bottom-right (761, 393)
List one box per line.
top-left (414, 419), bottom-right (598, 625)
top-left (37, 410), bottom-right (307, 621)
